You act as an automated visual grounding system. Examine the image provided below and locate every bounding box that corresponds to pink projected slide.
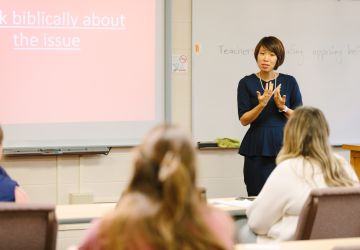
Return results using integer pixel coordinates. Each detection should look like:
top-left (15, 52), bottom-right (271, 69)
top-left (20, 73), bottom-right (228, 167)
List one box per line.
top-left (0, 0), bottom-right (155, 124)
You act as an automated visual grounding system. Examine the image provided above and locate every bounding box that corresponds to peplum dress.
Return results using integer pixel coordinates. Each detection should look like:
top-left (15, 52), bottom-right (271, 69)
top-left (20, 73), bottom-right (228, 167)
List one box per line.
top-left (237, 73), bottom-right (302, 157)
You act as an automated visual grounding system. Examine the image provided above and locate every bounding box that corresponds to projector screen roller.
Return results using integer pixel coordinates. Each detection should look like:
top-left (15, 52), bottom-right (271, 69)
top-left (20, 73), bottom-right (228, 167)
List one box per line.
top-left (0, 0), bottom-right (166, 151)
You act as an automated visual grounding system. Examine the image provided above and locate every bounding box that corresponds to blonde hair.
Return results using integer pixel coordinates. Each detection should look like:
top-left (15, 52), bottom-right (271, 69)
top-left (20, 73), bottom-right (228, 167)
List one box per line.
top-left (277, 106), bottom-right (355, 187)
top-left (98, 124), bottom-right (227, 250)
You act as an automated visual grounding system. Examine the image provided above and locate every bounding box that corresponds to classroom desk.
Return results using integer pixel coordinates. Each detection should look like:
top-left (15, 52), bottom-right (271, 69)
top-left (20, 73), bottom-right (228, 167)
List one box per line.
top-left (56, 197), bottom-right (248, 227)
top-left (235, 237), bottom-right (360, 250)
top-left (55, 198), bottom-right (248, 249)
top-left (56, 203), bottom-right (116, 225)
top-left (208, 197), bottom-right (249, 218)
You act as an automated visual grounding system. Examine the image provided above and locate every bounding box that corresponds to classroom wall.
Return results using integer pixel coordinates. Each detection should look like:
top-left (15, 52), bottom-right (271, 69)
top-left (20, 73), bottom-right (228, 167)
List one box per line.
top-left (1, 0), bottom-right (350, 206)
top-left (1, 1), bottom-right (352, 249)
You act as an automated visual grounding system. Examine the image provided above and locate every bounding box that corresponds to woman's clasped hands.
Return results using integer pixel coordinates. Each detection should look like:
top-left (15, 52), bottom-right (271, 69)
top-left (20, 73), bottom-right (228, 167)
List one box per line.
top-left (256, 82), bottom-right (286, 110)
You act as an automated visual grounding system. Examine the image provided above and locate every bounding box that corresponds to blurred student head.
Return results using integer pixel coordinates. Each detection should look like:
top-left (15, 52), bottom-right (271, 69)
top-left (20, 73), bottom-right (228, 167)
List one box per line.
top-left (128, 123), bottom-right (197, 206)
top-left (97, 124), bottom-right (227, 250)
top-left (277, 106), bottom-right (354, 187)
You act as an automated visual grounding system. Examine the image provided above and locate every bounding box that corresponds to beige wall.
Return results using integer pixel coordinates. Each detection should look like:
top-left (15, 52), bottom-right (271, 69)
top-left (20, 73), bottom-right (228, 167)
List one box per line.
top-left (171, 0), bottom-right (192, 130)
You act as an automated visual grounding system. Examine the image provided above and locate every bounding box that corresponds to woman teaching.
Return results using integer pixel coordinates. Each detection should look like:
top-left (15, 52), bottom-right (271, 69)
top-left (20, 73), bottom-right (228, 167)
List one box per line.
top-left (237, 36), bottom-right (302, 196)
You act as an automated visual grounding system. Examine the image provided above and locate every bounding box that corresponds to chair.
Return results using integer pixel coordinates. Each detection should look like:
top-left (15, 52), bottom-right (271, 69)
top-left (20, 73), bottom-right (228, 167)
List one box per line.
top-left (294, 186), bottom-right (360, 240)
top-left (0, 202), bottom-right (58, 250)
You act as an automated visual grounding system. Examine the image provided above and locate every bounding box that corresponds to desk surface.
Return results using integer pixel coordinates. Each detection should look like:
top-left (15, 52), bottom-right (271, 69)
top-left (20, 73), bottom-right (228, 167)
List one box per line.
top-left (208, 197), bottom-right (249, 217)
top-left (235, 237), bottom-right (360, 250)
top-left (56, 203), bottom-right (116, 225)
top-left (342, 144), bottom-right (360, 151)
top-left (56, 197), bottom-right (248, 226)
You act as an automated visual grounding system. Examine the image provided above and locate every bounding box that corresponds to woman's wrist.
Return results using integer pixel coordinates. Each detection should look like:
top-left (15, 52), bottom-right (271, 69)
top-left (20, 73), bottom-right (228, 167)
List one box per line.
top-left (278, 105), bottom-right (288, 113)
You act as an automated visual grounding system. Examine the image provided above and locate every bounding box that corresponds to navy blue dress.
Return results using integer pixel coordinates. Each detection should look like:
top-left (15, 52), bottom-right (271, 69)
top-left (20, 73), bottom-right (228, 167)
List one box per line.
top-left (237, 73), bottom-right (302, 195)
top-left (0, 166), bottom-right (18, 201)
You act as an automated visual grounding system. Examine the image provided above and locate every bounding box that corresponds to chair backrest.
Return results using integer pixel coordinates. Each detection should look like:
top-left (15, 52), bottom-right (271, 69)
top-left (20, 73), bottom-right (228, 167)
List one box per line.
top-left (0, 202), bottom-right (58, 250)
top-left (294, 186), bottom-right (360, 240)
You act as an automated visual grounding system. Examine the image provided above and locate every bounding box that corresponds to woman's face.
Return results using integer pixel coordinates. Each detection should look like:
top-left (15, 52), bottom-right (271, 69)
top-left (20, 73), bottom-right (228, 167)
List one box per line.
top-left (256, 46), bottom-right (278, 72)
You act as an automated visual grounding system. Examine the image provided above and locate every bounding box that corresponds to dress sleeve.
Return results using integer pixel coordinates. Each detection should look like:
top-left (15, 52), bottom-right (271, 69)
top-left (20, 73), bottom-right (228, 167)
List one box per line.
top-left (237, 78), bottom-right (251, 119)
top-left (246, 162), bottom-right (293, 235)
top-left (289, 76), bottom-right (303, 108)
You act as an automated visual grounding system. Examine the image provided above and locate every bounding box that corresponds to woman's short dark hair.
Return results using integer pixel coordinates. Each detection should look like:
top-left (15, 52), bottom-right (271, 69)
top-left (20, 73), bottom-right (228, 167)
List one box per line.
top-left (254, 36), bottom-right (285, 70)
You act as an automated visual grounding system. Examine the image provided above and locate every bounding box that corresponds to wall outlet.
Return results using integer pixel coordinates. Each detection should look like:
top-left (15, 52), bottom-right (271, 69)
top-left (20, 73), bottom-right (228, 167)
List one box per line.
top-left (69, 193), bottom-right (94, 204)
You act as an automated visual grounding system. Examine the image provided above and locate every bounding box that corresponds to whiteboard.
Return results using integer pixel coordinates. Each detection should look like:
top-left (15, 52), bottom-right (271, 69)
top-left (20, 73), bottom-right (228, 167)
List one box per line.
top-left (192, 0), bottom-right (360, 145)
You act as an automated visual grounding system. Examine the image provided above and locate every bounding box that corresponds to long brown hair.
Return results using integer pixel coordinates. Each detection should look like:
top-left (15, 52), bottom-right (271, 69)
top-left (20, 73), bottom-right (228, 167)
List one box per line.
top-left (98, 124), bottom-right (227, 250)
top-left (277, 106), bottom-right (355, 187)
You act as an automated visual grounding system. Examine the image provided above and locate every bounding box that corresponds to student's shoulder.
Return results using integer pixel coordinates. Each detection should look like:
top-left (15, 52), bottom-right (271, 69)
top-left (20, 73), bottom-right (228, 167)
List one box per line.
top-left (201, 204), bottom-right (233, 228)
top-left (77, 219), bottom-right (103, 250)
top-left (201, 205), bottom-right (234, 248)
top-left (274, 157), bottom-right (305, 175)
